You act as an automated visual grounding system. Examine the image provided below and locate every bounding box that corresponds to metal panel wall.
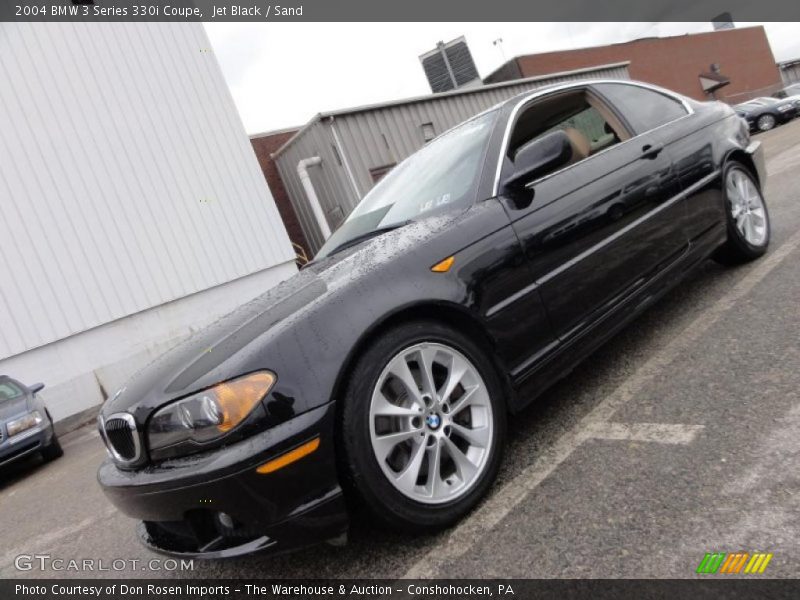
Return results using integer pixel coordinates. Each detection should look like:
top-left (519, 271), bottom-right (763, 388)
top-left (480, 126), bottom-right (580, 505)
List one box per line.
top-left (274, 119), bottom-right (359, 252)
top-left (276, 64), bottom-right (629, 253)
top-left (0, 23), bottom-right (295, 360)
top-left (780, 62), bottom-right (800, 85)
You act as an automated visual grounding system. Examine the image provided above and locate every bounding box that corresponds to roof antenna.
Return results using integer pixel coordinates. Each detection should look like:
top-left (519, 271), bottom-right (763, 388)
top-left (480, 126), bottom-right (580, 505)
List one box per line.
top-left (493, 38), bottom-right (506, 62)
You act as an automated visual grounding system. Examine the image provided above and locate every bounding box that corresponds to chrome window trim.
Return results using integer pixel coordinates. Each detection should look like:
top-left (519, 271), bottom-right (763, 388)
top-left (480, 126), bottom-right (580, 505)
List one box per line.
top-left (99, 412), bottom-right (141, 466)
top-left (491, 79), bottom-right (694, 197)
top-left (486, 169), bottom-right (721, 318)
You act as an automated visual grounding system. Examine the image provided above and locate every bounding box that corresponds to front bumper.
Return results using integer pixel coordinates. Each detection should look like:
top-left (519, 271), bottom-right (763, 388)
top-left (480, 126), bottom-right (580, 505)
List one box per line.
top-left (0, 423), bottom-right (54, 468)
top-left (98, 402), bottom-right (348, 558)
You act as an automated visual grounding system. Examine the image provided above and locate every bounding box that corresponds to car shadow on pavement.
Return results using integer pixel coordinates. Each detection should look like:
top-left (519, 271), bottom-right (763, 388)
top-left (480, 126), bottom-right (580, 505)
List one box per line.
top-left (0, 454), bottom-right (49, 490)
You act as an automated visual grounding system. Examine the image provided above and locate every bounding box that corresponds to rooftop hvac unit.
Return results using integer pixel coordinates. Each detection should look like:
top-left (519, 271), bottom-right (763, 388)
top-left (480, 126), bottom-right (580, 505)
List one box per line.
top-left (419, 36), bottom-right (481, 93)
top-left (712, 13), bottom-right (735, 30)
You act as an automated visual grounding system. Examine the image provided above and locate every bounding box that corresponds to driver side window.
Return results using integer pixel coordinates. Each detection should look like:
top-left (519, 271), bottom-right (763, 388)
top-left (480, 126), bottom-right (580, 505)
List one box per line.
top-left (503, 89), bottom-right (631, 188)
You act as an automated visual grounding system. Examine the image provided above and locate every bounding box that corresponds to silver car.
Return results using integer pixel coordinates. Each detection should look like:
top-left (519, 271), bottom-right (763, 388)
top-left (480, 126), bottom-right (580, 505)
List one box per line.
top-left (0, 376), bottom-right (62, 469)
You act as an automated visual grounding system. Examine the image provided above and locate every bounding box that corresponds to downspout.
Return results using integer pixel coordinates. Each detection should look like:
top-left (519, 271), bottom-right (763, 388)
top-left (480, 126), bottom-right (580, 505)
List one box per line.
top-left (296, 157), bottom-right (331, 240)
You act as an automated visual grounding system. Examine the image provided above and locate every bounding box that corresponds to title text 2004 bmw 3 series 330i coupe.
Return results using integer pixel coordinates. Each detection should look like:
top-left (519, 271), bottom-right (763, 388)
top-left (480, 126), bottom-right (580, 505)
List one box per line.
top-left (98, 80), bottom-right (769, 558)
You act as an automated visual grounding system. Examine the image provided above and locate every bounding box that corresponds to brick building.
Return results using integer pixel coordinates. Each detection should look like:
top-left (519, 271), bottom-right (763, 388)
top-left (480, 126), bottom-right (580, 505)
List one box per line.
top-left (485, 26), bottom-right (782, 104)
top-left (250, 127), bottom-right (310, 257)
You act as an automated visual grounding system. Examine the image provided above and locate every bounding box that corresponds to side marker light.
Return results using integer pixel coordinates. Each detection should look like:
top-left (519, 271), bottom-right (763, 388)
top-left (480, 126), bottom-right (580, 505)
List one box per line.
top-left (431, 256), bottom-right (455, 273)
top-left (256, 437), bottom-right (320, 474)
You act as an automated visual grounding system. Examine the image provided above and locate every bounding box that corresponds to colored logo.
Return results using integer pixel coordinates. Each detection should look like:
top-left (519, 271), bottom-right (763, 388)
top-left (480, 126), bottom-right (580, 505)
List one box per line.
top-left (696, 552), bottom-right (773, 574)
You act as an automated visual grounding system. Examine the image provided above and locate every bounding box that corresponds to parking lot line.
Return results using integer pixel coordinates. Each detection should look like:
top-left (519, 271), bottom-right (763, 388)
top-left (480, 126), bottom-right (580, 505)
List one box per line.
top-left (583, 422), bottom-right (705, 445)
top-left (0, 515), bottom-right (101, 573)
top-left (403, 227), bottom-right (800, 579)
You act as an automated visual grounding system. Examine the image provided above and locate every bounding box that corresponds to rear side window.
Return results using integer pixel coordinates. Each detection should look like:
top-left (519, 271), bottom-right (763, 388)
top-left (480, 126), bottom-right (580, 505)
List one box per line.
top-left (594, 83), bottom-right (688, 134)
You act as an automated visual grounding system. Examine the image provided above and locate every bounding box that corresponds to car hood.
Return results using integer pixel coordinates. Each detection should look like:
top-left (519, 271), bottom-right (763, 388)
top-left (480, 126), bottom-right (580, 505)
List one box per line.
top-left (101, 215), bottom-right (457, 420)
top-left (0, 396), bottom-right (30, 421)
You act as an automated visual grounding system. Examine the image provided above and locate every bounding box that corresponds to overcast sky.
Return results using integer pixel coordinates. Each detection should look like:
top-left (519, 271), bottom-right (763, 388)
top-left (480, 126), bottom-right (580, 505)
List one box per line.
top-left (204, 22), bottom-right (800, 135)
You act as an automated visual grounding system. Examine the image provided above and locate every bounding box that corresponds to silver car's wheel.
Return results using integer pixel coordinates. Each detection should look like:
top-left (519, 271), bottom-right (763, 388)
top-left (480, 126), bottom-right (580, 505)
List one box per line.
top-left (757, 114), bottom-right (776, 131)
top-left (369, 342), bottom-right (494, 505)
top-left (726, 167), bottom-right (768, 247)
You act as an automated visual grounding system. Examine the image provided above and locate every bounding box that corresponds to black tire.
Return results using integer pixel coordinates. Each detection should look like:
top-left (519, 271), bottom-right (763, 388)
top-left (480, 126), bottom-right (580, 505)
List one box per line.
top-left (756, 114), bottom-right (776, 132)
top-left (338, 320), bottom-right (506, 532)
top-left (41, 435), bottom-right (63, 461)
top-left (41, 414), bottom-right (63, 461)
top-left (714, 162), bottom-right (770, 265)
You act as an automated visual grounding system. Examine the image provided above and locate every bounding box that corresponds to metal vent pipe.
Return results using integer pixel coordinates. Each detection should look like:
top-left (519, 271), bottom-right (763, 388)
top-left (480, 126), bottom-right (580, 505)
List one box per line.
top-left (296, 157), bottom-right (331, 240)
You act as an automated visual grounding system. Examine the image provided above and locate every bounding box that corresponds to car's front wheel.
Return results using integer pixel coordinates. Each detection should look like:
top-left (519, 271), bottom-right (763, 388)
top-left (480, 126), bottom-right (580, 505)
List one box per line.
top-left (41, 411), bottom-right (63, 461)
top-left (41, 435), bottom-right (63, 461)
top-left (340, 320), bottom-right (506, 532)
top-left (757, 114), bottom-right (776, 131)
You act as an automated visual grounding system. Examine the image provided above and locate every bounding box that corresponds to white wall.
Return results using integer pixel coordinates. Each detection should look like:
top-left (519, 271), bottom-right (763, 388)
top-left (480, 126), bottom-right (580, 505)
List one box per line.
top-left (0, 22), bottom-right (295, 359)
top-left (0, 23), bottom-right (297, 421)
top-left (0, 261), bottom-right (297, 422)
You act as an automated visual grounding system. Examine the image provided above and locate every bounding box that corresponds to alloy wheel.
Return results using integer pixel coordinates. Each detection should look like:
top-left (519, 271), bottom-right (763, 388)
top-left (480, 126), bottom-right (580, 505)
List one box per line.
top-left (757, 114), bottom-right (776, 131)
top-left (726, 168), bottom-right (768, 247)
top-left (368, 342), bottom-right (494, 505)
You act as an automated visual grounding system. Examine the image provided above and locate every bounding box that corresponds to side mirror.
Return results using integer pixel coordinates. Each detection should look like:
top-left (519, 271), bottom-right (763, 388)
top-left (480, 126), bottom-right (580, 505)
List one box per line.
top-left (503, 130), bottom-right (573, 190)
top-left (30, 382), bottom-right (45, 394)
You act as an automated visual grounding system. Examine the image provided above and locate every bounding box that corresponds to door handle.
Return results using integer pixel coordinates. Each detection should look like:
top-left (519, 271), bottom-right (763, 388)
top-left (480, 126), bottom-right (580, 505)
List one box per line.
top-left (641, 143), bottom-right (664, 160)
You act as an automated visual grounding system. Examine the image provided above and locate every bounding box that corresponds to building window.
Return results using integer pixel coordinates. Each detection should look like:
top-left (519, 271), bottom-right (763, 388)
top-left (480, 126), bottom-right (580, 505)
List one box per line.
top-left (421, 122), bottom-right (436, 143)
top-left (327, 205), bottom-right (345, 228)
top-left (369, 164), bottom-right (396, 183)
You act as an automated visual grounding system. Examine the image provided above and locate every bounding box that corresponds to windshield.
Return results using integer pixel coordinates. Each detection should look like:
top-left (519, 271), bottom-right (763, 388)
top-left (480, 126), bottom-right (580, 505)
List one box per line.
top-left (0, 380), bottom-right (23, 403)
top-left (316, 110), bottom-right (498, 258)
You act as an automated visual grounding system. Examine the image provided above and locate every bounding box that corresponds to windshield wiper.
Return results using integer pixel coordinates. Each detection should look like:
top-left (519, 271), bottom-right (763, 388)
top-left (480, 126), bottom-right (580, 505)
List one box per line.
top-left (326, 220), bottom-right (412, 257)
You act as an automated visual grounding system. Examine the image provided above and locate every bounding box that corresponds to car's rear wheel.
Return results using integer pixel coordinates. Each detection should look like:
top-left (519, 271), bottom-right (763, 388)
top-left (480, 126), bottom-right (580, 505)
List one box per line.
top-left (757, 114), bottom-right (776, 131)
top-left (714, 162), bottom-right (770, 265)
top-left (339, 320), bottom-right (506, 531)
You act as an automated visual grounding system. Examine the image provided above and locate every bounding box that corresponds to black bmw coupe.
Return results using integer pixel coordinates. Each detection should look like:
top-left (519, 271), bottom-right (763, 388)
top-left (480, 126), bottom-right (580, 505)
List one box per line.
top-left (98, 80), bottom-right (769, 558)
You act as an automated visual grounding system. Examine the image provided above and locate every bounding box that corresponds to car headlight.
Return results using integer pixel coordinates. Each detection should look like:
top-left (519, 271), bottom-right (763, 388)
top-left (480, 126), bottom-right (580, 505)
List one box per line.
top-left (7, 411), bottom-right (43, 437)
top-left (147, 371), bottom-right (276, 455)
top-left (778, 105), bottom-right (792, 112)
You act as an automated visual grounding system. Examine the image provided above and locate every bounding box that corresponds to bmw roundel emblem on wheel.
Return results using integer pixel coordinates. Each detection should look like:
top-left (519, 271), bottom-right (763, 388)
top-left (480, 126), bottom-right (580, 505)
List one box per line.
top-left (425, 414), bottom-right (441, 430)
top-left (98, 80), bottom-right (770, 557)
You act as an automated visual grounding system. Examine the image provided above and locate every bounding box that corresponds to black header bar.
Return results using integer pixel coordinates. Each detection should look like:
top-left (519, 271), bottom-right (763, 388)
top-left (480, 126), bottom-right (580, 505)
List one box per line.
top-left (2, 0), bottom-right (800, 22)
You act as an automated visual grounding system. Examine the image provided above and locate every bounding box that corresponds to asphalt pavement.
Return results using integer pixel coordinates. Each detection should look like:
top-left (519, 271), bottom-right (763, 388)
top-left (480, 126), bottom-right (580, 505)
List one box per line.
top-left (2, 120), bottom-right (799, 580)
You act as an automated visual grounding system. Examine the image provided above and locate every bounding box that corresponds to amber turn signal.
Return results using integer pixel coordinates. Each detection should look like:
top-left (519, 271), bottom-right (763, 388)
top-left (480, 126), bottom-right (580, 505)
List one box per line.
top-left (430, 256), bottom-right (455, 273)
top-left (256, 437), bottom-right (320, 474)
top-left (214, 371), bottom-right (276, 433)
